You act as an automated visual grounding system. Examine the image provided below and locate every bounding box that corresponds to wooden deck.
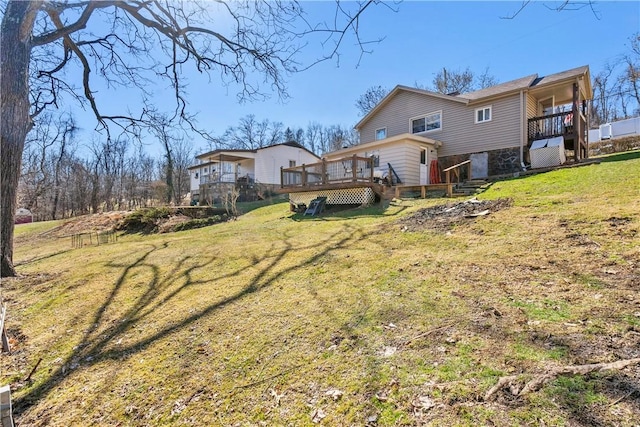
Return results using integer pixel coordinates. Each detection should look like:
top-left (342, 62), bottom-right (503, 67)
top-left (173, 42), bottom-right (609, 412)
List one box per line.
top-left (281, 157), bottom-right (474, 200)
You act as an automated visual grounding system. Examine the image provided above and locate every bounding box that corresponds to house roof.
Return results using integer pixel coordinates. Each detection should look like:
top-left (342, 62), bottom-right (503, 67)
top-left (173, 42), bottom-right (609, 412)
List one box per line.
top-left (530, 65), bottom-right (590, 89)
top-left (457, 74), bottom-right (538, 102)
top-left (356, 65), bottom-right (592, 129)
top-left (354, 85), bottom-right (468, 130)
top-left (324, 133), bottom-right (442, 159)
top-left (194, 141), bottom-right (317, 161)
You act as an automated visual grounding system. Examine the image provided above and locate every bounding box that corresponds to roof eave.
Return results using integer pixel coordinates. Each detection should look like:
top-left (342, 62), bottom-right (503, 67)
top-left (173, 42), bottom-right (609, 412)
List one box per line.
top-left (325, 133), bottom-right (442, 157)
top-left (355, 85), bottom-right (468, 130)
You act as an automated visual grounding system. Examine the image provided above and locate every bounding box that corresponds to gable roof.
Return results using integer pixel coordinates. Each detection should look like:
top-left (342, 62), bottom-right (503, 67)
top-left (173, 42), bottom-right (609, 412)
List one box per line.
top-left (457, 74), bottom-right (537, 101)
top-left (356, 65), bottom-right (591, 129)
top-left (190, 141), bottom-right (319, 169)
top-left (530, 65), bottom-right (590, 88)
top-left (354, 85), bottom-right (468, 130)
top-left (195, 141), bottom-right (317, 160)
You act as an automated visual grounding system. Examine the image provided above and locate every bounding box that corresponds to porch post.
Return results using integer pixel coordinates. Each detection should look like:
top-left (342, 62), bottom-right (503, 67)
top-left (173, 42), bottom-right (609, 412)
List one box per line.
top-left (280, 166), bottom-right (283, 189)
top-left (322, 158), bottom-right (327, 184)
top-left (302, 164), bottom-right (307, 187)
top-left (572, 83), bottom-right (580, 161)
top-left (584, 99), bottom-right (590, 159)
top-left (352, 154), bottom-right (357, 182)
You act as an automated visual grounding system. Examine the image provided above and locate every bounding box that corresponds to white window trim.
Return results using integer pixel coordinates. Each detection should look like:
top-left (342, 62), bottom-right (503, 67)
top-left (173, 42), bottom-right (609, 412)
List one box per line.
top-left (475, 105), bottom-right (492, 124)
top-left (410, 110), bottom-right (442, 134)
top-left (375, 127), bottom-right (387, 140)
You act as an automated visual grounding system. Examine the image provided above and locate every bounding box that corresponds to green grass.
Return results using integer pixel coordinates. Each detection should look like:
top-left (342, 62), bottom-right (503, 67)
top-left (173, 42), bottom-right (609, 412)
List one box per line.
top-left (2, 151), bottom-right (639, 426)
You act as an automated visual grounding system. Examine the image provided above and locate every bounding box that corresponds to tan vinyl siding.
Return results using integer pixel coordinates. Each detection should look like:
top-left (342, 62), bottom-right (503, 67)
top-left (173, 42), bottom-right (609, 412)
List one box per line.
top-left (526, 92), bottom-right (537, 119)
top-left (325, 139), bottom-right (434, 185)
top-left (360, 90), bottom-right (522, 157)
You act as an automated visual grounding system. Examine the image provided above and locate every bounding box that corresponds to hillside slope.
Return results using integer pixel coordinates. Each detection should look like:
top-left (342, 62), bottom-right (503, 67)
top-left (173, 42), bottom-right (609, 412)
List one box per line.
top-left (2, 151), bottom-right (639, 426)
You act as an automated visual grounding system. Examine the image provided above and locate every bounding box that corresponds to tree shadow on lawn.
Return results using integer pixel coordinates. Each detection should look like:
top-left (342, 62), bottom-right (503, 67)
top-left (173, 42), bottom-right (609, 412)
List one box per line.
top-left (13, 222), bottom-right (376, 418)
top-left (290, 201), bottom-right (409, 222)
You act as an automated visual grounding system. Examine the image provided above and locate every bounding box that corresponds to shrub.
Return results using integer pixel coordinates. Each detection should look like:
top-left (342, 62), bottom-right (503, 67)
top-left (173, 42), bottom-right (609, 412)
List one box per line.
top-left (117, 207), bottom-right (172, 233)
top-left (171, 215), bottom-right (227, 232)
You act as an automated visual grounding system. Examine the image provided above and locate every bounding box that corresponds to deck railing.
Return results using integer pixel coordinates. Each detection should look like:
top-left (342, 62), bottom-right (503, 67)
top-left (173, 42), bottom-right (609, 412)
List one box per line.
top-left (281, 155), bottom-right (374, 189)
top-left (442, 159), bottom-right (471, 195)
top-left (201, 172), bottom-right (255, 185)
top-left (527, 110), bottom-right (586, 144)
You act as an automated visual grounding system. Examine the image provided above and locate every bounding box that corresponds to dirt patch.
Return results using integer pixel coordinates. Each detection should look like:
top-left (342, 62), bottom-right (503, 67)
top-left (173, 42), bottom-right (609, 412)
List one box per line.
top-left (398, 198), bottom-right (513, 232)
top-left (46, 211), bottom-right (129, 237)
top-left (157, 214), bottom-right (192, 233)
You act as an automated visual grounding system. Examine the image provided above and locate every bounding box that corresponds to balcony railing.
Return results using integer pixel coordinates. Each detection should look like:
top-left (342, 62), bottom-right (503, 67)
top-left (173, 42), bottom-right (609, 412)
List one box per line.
top-left (281, 155), bottom-right (375, 189)
top-left (527, 110), bottom-right (586, 144)
top-left (201, 172), bottom-right (255, 185)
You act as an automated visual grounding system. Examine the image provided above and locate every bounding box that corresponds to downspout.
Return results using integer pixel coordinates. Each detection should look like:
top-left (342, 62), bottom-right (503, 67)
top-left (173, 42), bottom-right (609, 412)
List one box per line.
top-left (520, 90), bottom-right (526, 170)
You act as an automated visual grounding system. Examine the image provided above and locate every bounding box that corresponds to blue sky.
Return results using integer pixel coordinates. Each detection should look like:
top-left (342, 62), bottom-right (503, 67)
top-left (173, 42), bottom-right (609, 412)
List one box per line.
top-left (68, 1), bottom-right (639, 155)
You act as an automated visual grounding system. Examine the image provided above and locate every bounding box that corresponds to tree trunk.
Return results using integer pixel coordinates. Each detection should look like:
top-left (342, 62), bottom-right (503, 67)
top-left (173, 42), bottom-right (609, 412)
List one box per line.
top-left (164, 138), bottom-right (174, 205)
top-left (1, 1), bottom-right (39, 277)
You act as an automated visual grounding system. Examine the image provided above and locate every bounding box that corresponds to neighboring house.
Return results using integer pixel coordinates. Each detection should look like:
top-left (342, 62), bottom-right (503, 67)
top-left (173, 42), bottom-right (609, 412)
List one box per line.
top-left (189, 141), bottom-right (319, 205)
top-left (15, 208), bottom-right (33, 224)
top-left (353, 64), bottom-right (592, 179)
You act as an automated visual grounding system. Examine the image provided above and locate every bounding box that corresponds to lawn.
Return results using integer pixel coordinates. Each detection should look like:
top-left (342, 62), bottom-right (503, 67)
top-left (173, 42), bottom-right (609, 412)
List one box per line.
top-left (2, 151), bottom-right (639, 426)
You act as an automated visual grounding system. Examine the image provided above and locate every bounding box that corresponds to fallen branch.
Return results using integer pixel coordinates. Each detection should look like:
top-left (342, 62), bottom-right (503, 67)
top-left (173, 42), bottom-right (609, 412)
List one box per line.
top-left (25, 358), bottom-right (43, 382)
top-left (401, 323), bottom-right (454, 347)
top-left (485, 358), bottom-right (640, 401)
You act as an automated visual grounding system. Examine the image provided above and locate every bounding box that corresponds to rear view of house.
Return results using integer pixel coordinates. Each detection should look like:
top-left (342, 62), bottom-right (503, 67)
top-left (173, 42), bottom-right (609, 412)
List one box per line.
top-left (355, 65), bottom-right (592, 180)
top-left (280, 65), bottom-right (593, 206)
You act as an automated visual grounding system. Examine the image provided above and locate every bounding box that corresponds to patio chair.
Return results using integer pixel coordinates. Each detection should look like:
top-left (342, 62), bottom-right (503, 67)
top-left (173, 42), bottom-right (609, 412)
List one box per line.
top-left (303, 196), bottom-right (327, 216)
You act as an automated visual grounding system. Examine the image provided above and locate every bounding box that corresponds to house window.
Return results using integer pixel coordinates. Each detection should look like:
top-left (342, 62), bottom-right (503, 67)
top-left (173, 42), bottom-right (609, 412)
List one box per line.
top-left (289, 160), bottom-right (296, 167)
top-left (375, 128), bottom-right (387, 140)
top-left (204, 167), bottom-right (208, 173)
top-left (195, 172), bottom-right (199, 179)
top-left (475, 106), bottom-right (492, 123)
top-left (411, 111), bottom-right (442, 134)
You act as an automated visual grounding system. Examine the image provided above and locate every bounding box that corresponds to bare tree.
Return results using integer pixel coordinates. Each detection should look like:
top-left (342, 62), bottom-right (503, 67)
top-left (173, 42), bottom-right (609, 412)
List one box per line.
top-left (219, 115), bottom-right (285, 149)
top-left (18, 112), bottom-right (77, 220)
top-left (166, 136), bottom-right (192, 205)
top-left (355, 85), bottom-right (389, 116)
top-left (50, 117), bottom-right (77, 219)
top-left (432, 67), bottom-right (475, 94)
top-left (413, 67), bottom-right (498, 95)
top-left (591, 64), bottom-right (618, 126)
top-left (477, 67), bottom-right (499, 89)
top-left (622, 33), bottom-right (640, 115)
top-left (326, 124), bottom-right (359, 152)
top-left (1, 0), bottom-right (385, 276)
top-left (305, 122), bottom-right (324, 155)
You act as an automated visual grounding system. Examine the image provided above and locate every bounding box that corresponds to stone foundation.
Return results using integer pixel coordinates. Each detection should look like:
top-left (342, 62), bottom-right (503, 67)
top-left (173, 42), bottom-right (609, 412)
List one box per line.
top-left (438, 147), bottom-right (522, 179)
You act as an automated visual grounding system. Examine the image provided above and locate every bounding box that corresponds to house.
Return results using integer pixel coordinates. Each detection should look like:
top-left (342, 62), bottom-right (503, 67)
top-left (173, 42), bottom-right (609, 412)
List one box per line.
top-left (355, 64), bottom-right (593, 179)
top-left (281, 65), bottom-right (592, 205)
top-left (189, 141), bottom-right (319, 205)
top-left (15, 208), bottom-right (33, 224)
